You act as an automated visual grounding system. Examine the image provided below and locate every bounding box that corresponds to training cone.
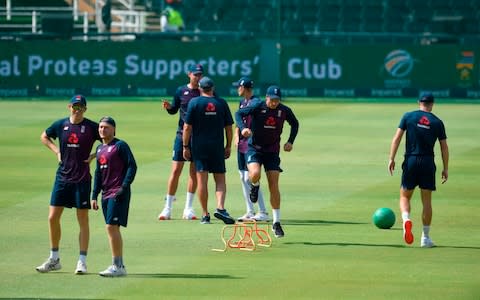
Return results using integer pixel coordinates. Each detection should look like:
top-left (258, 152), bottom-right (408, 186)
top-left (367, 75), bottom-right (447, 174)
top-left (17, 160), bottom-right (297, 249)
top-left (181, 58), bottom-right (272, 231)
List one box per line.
top-left (372, 207), bottom-right (396, 229)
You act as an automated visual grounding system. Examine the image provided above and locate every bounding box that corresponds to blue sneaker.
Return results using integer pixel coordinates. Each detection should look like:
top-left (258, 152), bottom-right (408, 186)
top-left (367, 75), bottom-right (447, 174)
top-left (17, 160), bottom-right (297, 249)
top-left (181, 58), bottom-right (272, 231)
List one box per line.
top-left (249, 183), bottom-right (259, 203)
top-left (200, 213), bottom-right (211, 224)
top-left (272, 222), bottom-right (285, 238)
top-left (214, 209), bottom-right (235, 224)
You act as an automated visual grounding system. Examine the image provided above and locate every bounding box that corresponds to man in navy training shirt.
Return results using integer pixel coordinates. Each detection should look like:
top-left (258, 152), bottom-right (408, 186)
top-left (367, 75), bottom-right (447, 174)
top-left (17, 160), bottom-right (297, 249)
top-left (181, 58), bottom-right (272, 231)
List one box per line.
top-left (233, 76), bottom-right (269, 222)
top-left (182, 76), bottom-right (235, 225)
top-left (37, 95), bottom-right (100, 274)
top-left (235, 85), bottom-right (299, 238)
top-left (159, 64), bottom-right (204, 221)
top-left (388, 92), bottom-right (449, 248)
top-left (91, 116), bottom-right (137, 277)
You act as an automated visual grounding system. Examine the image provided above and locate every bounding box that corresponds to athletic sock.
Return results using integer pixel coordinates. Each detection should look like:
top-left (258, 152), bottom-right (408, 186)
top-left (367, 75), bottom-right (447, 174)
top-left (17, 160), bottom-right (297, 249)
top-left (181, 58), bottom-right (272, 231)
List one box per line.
top-left (185, 192), bottom-right (195, 209)
top-left (79, 251), bottom-right (87, 263)
top-left (113, 256), bottom-right (123, 268)
top-left (401, 212), bottom-right (410, 223)
top-left (422, 225), bottom-right (430, 238)
top-left (50, 248), bottom-right (59, 260)
top-left (272, 209), bottom-right (280, 224)
top-left (165, 194), bottom-right (175, 209)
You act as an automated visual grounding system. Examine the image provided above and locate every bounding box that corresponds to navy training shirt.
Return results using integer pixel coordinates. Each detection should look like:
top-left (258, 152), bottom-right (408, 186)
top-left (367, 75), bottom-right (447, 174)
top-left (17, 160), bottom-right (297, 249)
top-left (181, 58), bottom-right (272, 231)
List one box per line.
top-left (185, 95), bottom-right (234, 159)
top-left (398, 110), bottom-right (447, 156)
top-left (237, 95), bottom-right (259, 154)
top-left (235, 99), bottom-right (299, 153)
top-left (166, 85), bottom-right (201, 137)
top-left (92, 138), bottom-right (137, 200)
top-left (45, 117), bottom-right (100, 183)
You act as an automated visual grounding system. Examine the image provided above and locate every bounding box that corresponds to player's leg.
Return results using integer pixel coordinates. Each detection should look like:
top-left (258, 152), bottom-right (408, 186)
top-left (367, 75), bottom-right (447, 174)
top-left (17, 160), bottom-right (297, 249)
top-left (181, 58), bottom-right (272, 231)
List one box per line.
top-left (212, 172), bottom-right (235, 224)
top-left (238, 151), bottom-right (255, 220)
top-left (48, 205), bottom-right (64, 253)
top-left (196, 170), bottom-right (210, 223)
top-left (182, 161), bottom-right (197, 220)
top-left (75, 208), bottom-right (89, 274)
top-left (159, 160), bottom-right (184, 220)
top-left (400, 188), bottom-right (414, 244)
top-left (419, 189), bottom-right (435, 247)
top-left (266, 170), bottom-right (284, 237)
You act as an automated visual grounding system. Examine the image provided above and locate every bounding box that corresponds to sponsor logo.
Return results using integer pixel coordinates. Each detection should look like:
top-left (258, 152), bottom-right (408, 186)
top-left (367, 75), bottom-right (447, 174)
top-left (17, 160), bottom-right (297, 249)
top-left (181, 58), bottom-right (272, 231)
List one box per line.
top-left (264, 116), bottom-right (276, 129)
top-left (67, 132), bottom-right (80, 148)
top-left (205, 102), bottom-right (217, 115)
top-left (99, 154), bottom-right (108, 169)
top-left (417, 116), bottom-right (430, 129)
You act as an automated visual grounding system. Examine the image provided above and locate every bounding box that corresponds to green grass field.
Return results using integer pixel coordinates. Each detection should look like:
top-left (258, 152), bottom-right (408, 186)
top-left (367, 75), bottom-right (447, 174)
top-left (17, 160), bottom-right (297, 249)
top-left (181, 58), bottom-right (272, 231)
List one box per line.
top-left (0, 99), bottom-right (479, 299)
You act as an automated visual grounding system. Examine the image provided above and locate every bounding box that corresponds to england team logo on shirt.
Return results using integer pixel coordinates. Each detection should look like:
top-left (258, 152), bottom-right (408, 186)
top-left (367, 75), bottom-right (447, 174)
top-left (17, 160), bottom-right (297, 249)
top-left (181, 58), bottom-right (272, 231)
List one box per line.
top-left (417, 116), bottom-right (431, 129)
top-left (205, 102), bottom-right (217, 115)
top-left (264, 116), bottom-right (276, 129)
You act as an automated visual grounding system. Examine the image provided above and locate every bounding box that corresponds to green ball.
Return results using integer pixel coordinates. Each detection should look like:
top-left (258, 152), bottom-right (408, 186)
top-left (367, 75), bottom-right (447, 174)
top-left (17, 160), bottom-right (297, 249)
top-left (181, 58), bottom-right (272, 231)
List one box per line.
top-left (372, 207), bottom-right (396, 229)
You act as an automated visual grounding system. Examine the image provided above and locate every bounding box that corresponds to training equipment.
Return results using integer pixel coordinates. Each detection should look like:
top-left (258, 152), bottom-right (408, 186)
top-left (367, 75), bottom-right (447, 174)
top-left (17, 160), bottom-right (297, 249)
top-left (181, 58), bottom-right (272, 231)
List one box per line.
top-left (372, 207), bottom-right (396, 229)
top-left (36, 258), bottom-right (61, 273)
top-left (212, 221), bottom-right (272, 252)
top-left (75, 260), bottom-right (87, 274)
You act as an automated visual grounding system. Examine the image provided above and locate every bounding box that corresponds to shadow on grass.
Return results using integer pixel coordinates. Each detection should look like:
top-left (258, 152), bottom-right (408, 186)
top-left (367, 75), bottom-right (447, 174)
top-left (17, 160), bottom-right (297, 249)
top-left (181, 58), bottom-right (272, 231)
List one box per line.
top-left (285, 241), bottom-right (405, 248)
top-left (285, 241), bottom-right (480, 250)
top-left (128, 273), bottom-right (241, 279)
top-left (285, 219), bottom-right (368, 226)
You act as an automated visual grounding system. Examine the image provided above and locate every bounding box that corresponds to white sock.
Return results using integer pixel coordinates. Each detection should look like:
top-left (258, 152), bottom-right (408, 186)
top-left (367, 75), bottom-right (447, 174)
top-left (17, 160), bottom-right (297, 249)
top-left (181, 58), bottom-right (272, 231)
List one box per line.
top-left (422, 226), bottom-right (430, 238)
top-left (165, 195), bottom-right (175, 209)
top-left (272, 209), bottom-right (280, 224)
top-left (79, 254), bottom-right (87, 263)
top-left (185, 192), bottom-right (195, 209)
top-left (240, 171), bottom-right (255, 213)
top-left (50, 249), bottom-right (59, 260)
top-left (402, 212), bottom-right (410, 222)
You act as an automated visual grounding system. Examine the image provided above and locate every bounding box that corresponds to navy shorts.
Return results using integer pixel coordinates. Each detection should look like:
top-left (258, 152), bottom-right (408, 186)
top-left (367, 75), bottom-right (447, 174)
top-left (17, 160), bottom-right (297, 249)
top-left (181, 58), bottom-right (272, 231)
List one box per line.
top-left (401, 155), bottom-right (436, 191)
top-left (237, 150), bottom-right (248, 171)
top-left (246, 148), bottom-right (282, 172)
top-left (50, 178), bottom-right (91, 209)
top-left (101, 191), bottom-right (130, 227)
top-left (193, 151), bottom-right (226, 173)
top-left (172, 135), bottom-right (187, 162)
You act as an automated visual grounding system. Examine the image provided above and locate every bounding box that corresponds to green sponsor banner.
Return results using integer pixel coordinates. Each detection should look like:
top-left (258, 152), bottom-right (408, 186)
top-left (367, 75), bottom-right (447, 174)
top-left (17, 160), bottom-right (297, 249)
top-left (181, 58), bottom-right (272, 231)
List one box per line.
top-left (280, 45), bottom-right (469, 89)
top-left (0, 40), bottom-right (260, 96)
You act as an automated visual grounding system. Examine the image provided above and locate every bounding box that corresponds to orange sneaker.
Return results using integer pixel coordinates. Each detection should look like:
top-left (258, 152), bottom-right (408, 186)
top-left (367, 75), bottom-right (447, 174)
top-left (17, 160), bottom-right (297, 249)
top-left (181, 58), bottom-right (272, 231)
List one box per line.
top-left (403, 220), bottom-right (414, 244)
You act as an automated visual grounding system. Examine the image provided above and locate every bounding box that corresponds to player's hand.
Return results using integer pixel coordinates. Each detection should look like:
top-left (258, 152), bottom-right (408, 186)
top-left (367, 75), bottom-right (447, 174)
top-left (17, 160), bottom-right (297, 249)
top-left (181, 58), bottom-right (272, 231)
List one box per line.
top-left (84, 153), bottom-right (96, 164)
top-left (224, 147), bottom-right (231, 159)
top-left (241, 128), bottom-right (252, 138)
top-left (284, 142), bottom-right (293, 152)
top-left (162, 100), bottom-right (171, 110)
top-left (441, 169), bottom-right (448, 184)
top-left (388, 159), bottom-right (395, 176)
top-left (91, 200), bottom-right (99, 210)
top-left (114, 186), bottom-right (126, 202)
top-left (183, 148), bottom-right (191, 160)
top-left (56, 151), bottom-right (62, 163)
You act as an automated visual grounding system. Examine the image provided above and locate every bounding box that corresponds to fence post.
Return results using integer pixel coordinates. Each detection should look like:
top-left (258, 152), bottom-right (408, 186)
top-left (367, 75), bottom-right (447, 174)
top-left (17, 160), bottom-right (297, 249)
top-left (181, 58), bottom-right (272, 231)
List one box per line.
top-left (6, 0), bottom-right (11, 21)
top-left (32, 11), bottom-right (37, 33)
top-left (83, 11), bottom-right (89, 41)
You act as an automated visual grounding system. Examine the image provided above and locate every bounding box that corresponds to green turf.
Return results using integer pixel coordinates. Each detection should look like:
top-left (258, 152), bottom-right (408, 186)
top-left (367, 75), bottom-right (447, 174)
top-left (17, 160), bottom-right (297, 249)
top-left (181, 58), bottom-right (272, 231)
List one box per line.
top-left (0, 99), bottom-right (479, 299)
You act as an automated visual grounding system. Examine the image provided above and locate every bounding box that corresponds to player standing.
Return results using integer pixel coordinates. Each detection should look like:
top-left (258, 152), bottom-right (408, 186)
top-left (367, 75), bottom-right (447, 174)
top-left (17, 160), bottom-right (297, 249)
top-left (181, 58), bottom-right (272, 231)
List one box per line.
top-left (388, 92), bottom-right (449, 248)
top-left (36, 95), bottom-right (100, 274)
top-left (158, 64), bottom-right (203, 221)
top-left (182, 76), bottom-right (235, 225)
top-left (235, 86), bottom-right (299, 237)
top-left (91, 116), bottom-right (137, 277)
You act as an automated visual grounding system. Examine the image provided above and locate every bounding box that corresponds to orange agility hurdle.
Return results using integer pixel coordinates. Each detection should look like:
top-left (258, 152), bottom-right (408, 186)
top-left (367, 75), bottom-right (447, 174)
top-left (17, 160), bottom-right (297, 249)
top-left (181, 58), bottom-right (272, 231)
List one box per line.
top-left (212, 221), bottom-right (272, 252)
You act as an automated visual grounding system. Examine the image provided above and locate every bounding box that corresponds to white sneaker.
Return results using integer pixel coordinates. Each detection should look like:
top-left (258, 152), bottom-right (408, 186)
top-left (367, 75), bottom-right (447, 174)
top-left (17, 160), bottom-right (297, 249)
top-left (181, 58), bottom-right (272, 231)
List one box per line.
top-left (158, 207), bottom-right (171, 220)
top-left (36, 258), bottom-right (61, 273)
top-left (99, 265), bottom-right (127, 277)
top-left (75, 260), bottom-right (87, 274)
top-left (182, 208), bottom-right (197, 220)
top-left (237, 211), bottom-right (255, 222)
top-left (421, 236), bottom-right (435, 248)
top-left (252, 211), bottom-right (270, 222)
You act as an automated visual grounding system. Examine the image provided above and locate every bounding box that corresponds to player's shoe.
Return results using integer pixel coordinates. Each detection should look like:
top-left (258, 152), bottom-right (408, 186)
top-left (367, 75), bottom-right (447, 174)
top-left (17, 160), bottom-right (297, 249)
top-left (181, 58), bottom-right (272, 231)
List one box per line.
top-left (200, 213), bottom-right (211, 224)
top-left (214, 209), bottom-right (235, 224)
top-left (403, 219), bottom-right (414, 245)
top-left (421, 236), bottom-right (435, 248)
top-left (36, 258), bottom-right (61, 273)
top-left (99, 265), bottom-right (127, 277)
top-left (252, 211), bottom-right (270, 222)
top-left (272, 222), bottom-right (285, 238)
top-left (158, 207), bottom-right (171, 220)
top-left (75, 260), bottom-right (87, 275)
top-left (249, 183), bottom-right (259, 203)
top-left (237, 211), bottom-right (255, 222)
top-left (182, 208), bottom-right (197, 220)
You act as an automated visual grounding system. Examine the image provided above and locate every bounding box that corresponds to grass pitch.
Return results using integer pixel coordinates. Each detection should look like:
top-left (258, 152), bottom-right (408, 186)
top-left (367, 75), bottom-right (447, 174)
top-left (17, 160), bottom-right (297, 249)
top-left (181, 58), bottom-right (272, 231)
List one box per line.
top-left (0, 99), bottom-right (479, 299)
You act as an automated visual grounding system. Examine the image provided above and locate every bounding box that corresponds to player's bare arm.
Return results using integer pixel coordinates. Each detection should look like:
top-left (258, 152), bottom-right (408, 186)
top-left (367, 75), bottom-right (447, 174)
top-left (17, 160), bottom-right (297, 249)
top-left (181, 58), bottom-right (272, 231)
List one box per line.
top-left (41, 131), bottom-right (61, 162)
top-left (440, 139), bottom-right (449, 184)
top-left (388, 128), bottom-right (404, 175)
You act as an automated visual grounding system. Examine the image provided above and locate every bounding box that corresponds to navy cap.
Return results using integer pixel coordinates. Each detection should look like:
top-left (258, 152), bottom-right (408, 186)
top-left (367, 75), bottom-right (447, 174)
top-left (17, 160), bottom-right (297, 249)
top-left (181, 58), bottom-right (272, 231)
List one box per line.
top-left (99, 116), bottom-right (116, 127)
top-left (70, 95), bottom-right (87, 106)
top-left (188, 64), bottom-right (203, 75)
top-left (419, 92), bottom-right (434, 103)
top-left (266, 85), bottom-right (281, 99)
top-left (233, 77), bottom-right (253, 88)
top-left (199, 76), bottom-right (214, 90)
